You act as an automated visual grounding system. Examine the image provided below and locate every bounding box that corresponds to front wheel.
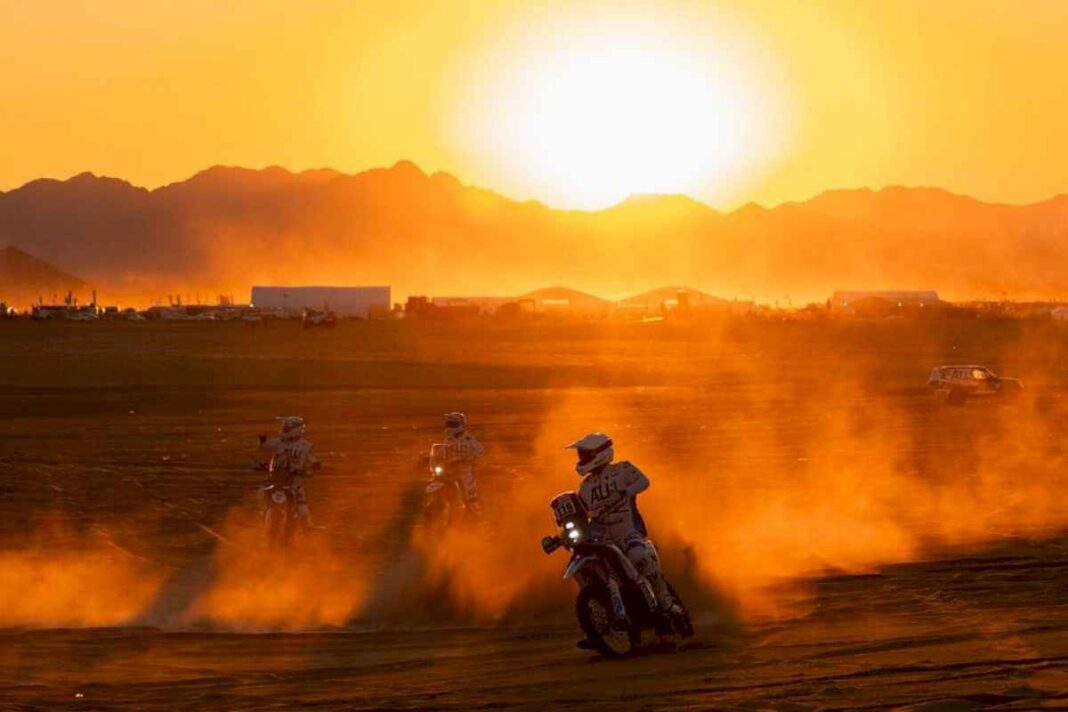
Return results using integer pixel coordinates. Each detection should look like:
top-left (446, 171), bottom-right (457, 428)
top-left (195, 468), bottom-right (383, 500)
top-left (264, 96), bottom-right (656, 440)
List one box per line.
top-left (263, 504), bottom-right (292, 548)
top-left (423, 491), bottom-right (452, 534)
top-left (576, 584), bottom-right (637, 657)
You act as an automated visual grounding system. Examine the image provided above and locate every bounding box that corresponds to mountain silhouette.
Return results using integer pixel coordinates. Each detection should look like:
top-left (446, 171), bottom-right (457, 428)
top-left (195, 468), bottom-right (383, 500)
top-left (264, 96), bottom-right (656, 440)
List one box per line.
top-left (0, 246), bottom-right (90, 306)
top-left (2, 162), bottom-right (1067, 305)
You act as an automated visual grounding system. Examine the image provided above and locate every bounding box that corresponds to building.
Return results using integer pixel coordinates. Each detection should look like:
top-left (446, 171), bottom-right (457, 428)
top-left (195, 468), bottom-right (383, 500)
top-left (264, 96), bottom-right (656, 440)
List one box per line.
top-left (251, 286), bottom-right (391, 319)
top-left (616, 287), bottom-right (750, 317)
top-left (829, 290), bottom-right (941, 317)
top-left (431, 296), bottom-right (532, 315)
top-left (404, 295), bottom-right (535, 319)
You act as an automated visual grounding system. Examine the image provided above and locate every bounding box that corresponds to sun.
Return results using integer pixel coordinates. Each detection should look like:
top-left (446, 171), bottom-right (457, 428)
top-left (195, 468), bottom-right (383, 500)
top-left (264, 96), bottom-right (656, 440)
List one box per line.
top-left (449, 13), bottom-right (788, 209)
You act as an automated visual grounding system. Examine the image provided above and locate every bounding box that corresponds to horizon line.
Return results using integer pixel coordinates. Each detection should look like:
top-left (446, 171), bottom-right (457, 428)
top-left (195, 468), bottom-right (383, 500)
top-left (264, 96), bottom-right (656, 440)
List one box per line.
top-left (3, 160), bottom-right (1067, 215)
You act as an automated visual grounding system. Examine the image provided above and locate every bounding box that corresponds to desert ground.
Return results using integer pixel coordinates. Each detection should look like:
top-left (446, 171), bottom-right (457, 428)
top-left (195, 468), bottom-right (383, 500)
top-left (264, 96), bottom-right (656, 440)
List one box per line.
top-left (1, 317), bottom-right (1066, 711)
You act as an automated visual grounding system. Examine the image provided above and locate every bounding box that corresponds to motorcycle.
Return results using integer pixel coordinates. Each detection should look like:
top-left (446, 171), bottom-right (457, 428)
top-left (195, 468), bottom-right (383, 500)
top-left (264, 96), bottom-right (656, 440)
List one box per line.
top-left (257, 460), bottom-right (313, 549)
top-left (541, 491), bottom-right (693, 656)
top-left (422, 443), bottom-right (468, 532)
top-left (262, 481), bottom-right (298, 548)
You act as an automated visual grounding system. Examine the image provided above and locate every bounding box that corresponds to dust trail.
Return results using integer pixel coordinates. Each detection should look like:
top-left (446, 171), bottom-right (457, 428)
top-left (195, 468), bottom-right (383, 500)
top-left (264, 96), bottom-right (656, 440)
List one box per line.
top-left (182, 519), bottom-right (365, 630)
top-left (377, 396), bottom-right (738, 626)
top-left (182, 473), bottom-right (371, 630)
top-left (0, 516), bottom-right (165, 627)
top-left (615, 327), bottom-right (1068, 618)
top-left (399, 324), bottom-right (1068, 622)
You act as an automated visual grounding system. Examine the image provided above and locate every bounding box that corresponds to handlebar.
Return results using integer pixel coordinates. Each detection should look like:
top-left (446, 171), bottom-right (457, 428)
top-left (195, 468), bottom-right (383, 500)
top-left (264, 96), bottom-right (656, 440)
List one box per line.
top-left (541, 535), bottom-right (562, 554)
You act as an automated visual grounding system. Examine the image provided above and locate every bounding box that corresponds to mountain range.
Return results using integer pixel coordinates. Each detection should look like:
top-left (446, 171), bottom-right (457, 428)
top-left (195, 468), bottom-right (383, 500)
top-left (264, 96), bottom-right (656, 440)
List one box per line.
top-left (0, 246), bottom-right (89, 306)
top-left (1, 161), bottom-right (1066, 306)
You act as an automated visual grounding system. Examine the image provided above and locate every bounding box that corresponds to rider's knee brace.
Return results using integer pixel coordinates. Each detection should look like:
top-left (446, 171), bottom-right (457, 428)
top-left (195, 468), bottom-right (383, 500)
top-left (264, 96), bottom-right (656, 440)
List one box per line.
top-left (625, 537), bottom-right (662, 580)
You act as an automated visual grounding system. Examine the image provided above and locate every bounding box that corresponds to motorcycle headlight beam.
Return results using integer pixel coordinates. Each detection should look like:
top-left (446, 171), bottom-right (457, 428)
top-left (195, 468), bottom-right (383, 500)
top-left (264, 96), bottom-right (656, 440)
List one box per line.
top-left (568, 528), bottom-right (582, 542)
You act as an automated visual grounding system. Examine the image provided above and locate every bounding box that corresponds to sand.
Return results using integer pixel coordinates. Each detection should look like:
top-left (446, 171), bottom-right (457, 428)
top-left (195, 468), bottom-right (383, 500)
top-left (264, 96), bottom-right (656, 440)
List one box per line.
top-left (0, 318), bottom-right (1066, 710)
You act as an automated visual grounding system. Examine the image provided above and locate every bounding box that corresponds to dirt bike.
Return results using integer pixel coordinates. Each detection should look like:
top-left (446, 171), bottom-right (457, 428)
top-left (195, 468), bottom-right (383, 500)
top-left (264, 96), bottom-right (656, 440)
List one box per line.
top-left (541, 491), bottom-right (694, 657)
top-left (422, 444), bottom-right (470, 532)
top-left (256, 459), bottom-right (313, 549)
top-left (262, 482), bottom-right (298, 548)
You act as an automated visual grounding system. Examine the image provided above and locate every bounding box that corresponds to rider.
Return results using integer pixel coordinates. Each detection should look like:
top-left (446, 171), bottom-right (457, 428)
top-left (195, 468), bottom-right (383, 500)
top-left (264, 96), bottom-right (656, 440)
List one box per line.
top-left (568, 432), bottom-right (681, 617)
top-left (259, 416), bottom-right (319, 528)
top-left (439, 412), bottom-right (484, 515)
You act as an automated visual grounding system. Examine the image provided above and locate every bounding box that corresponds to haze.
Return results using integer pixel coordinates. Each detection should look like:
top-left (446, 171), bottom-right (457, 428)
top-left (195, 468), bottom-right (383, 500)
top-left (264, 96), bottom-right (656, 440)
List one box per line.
top-left (3, 0), bottom-right (1068, 209)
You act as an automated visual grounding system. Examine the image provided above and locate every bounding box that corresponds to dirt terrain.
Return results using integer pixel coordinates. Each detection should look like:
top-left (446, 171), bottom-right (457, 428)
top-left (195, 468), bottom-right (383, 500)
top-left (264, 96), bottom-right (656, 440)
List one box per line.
top-left (1, 318), bottom-right (1066, 710)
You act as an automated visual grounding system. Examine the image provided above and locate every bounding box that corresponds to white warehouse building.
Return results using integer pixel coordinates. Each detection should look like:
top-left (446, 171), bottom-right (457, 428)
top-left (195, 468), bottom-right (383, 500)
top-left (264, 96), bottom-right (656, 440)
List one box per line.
top-left (251, 286), bottom-right (391, 318)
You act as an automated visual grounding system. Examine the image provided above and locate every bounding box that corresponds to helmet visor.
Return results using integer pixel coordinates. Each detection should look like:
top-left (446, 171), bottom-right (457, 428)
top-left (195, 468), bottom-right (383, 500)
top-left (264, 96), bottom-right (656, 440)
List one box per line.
top-left (576, 439), bottom-right (612, 466)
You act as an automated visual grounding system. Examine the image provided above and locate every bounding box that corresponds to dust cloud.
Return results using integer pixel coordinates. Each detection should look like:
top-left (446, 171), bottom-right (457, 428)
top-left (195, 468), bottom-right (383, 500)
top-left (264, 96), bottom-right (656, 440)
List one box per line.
top-left (3, 321), bottom-right (1067, 631)
top-left (400, 324), bottom-right (1068, 622)
top-left (0, 517), bottom-right (165, 627)
top-left (184, 483), bottom-right (371, 630)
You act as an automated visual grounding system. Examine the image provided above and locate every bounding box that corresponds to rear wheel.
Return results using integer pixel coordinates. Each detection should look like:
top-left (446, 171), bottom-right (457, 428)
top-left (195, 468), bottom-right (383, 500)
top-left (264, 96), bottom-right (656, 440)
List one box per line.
top-left (576, 584), bottom-right (635, 657)
top-left (664, 581), bottom-right (694, 639)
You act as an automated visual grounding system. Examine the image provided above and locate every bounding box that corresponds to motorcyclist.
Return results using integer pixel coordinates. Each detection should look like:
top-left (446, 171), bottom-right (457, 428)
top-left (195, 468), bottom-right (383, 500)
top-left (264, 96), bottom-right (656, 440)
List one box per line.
top-left (438, 412), bottom-right (484, 515)
top-left (568, 432), bottom-right (681, 618)
top-left (258, 416), bottom-right (319, 528)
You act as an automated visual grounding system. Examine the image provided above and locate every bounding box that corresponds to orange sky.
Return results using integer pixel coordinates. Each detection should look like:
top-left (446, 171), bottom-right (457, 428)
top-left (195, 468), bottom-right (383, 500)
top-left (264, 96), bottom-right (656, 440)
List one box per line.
top-left (2, 0), bottom-right (1066, 209)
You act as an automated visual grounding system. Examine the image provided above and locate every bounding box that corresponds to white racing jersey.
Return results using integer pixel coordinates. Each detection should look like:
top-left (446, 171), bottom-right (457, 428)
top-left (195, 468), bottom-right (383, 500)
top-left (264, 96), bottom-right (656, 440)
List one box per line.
top-left (442, 433), bottom-right (484, 463)
top-left (262, 437), bottom-right (317, 479)
top-left (577, 460), bottom-right (650, 542)
top-left (441, 432), bottom-right (483, 503)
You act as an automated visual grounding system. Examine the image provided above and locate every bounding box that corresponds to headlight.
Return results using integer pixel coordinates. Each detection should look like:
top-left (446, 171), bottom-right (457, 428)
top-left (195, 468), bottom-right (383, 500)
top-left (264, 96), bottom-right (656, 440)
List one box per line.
top-left (433, 466), bottom-right (443, 475)
top-left (568, 528), bottom-right (582, 542)
top-left (565, 521), bottom-right (575, 530)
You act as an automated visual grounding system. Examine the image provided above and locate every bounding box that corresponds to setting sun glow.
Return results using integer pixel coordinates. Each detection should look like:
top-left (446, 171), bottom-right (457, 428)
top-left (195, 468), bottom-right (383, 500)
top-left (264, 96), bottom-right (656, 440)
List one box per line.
top-left (450, 15), bottom-right (787, 208)
top-left (3, 1), bottom-right (1068, 210)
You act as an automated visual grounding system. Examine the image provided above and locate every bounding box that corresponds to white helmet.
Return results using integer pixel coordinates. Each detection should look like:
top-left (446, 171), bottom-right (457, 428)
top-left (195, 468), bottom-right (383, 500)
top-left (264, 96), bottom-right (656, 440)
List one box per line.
top-left (444, 412), bottom-right (466, 437)
top-left (567, 432), bottom-right (614, 476)
top-left (276, 416), bottom-right (305, 441)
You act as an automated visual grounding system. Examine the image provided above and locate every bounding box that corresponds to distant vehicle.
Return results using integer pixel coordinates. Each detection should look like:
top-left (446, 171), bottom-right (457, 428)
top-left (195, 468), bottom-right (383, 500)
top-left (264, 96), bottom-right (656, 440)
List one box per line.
top-left (928, 365), bottom-right (1023, 405)
top-left (31, 304), bottom-right (97, 320)
top-left (302, 308), bottom-right (337, 328)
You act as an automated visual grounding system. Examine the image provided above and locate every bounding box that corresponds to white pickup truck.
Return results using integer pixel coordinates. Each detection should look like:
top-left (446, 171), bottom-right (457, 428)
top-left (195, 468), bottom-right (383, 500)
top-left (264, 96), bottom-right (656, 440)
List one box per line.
top-left (927, 365), bottom-right (1023, 405)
